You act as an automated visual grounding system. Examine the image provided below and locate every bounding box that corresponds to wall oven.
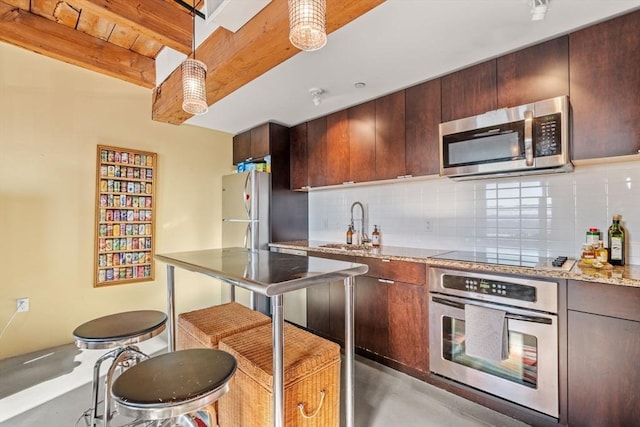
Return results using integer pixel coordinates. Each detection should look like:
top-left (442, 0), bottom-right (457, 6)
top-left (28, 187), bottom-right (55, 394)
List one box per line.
top-left (429, 268), bottom-right (559, 418)
top-left (439, 96), bottom-right (571, 180)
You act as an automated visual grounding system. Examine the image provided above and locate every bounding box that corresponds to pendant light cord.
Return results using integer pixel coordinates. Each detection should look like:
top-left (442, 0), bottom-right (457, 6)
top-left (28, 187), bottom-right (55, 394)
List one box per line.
top-left (173, 0), bottom-right (205, 19)
top-left (192, 0), bottom-right (196, 61)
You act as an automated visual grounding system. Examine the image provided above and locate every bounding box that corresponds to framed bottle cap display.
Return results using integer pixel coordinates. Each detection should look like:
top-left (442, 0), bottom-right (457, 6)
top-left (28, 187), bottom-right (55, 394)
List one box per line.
top-left (94, 145), bottom-right (157, 287)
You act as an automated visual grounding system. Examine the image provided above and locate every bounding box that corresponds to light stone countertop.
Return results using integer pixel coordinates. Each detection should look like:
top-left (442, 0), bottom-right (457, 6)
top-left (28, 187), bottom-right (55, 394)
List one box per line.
top-left (270, 240), bottom-right (640, 289)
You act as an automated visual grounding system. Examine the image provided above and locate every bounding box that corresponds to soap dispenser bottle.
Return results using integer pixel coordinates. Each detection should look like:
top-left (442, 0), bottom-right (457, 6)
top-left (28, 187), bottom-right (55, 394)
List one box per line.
top-left (372, 225), bottom-right (381, 247)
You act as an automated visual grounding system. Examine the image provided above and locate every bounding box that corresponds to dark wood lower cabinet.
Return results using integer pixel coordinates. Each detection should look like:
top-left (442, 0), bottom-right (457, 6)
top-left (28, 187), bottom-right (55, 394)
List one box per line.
top-left (305, 251), bottom-right (352, 342)
top-left (306, 282), bottom-right (331, 337)
top-left (306, 253), bottom-right (429, 379)
top-left (567, 310), bottom-right (640, 427)
top-left (355, 276), bottom-right (389, 356)
top-left (388, 281), bottom-right (428, 373)
top-left (567, 280), bottom-right (640, 426)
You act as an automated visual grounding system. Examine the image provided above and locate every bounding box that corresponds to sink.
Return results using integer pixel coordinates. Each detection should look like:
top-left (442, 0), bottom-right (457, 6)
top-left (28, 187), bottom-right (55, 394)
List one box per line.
top-left (318, 243), bottom-right (372, 252)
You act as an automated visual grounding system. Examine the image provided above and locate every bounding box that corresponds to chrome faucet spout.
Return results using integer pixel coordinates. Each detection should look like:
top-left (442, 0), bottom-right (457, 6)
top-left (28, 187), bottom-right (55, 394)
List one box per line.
top-left (350, 201), bottom-right (370, 244)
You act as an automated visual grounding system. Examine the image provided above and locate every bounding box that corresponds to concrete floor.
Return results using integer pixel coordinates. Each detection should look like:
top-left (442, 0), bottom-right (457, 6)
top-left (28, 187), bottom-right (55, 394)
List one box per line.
top-left (0, 336), bottom-right (529, 427)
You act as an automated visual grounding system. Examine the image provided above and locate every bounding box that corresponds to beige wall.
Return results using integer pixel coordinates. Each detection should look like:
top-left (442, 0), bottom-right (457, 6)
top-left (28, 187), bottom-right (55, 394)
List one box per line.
top-left (0, 43), bottom-right (234, 359)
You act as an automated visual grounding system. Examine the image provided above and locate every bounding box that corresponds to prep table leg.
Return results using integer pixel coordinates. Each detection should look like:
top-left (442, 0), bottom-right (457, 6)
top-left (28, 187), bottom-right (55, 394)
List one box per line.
top-left (345, 276), bottom-right (355, 427)
top-left (166, 265), bottom-right (176, 352)
top-left (272, 294), bottom-right (284, 427)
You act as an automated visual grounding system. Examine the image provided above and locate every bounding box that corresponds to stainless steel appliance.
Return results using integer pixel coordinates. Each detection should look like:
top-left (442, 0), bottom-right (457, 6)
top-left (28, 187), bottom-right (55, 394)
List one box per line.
top-left (221, 170), bottom-right (270, 313)
top-left (429, 266), bottom-right (560, 418)
top-left (439, 95), bottom-right (571, 180)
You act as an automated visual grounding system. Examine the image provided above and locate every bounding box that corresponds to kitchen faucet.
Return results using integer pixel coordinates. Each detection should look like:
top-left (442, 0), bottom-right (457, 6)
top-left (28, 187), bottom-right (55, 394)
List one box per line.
top-left (350, 201), bottom-right (370, 244)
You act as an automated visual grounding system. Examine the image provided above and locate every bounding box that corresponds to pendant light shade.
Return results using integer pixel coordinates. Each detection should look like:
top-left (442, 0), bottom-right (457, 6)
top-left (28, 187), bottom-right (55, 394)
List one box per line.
top-left (288, 0), bottom-right (327, 51)
top-left (182, 58), bottom-right (208, 115)
top-left (182, 0), bottom-right (208, 115)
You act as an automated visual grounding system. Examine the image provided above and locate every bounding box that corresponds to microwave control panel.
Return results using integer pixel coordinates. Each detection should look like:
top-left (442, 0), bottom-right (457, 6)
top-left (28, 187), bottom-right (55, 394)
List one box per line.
top-left (535, 113), bottom-right (562, 157)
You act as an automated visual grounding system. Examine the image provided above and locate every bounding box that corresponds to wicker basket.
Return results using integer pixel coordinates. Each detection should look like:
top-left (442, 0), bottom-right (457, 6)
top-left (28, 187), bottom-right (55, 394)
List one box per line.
top-left (177, 302), bottom-right (271, 350)
top-left (218, 323), bottom-right (341, 427)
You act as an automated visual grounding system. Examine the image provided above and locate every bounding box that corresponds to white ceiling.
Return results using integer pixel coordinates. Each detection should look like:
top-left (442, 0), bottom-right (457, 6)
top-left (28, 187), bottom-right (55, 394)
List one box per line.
top-left (185, 0), bottom-right (640, 135)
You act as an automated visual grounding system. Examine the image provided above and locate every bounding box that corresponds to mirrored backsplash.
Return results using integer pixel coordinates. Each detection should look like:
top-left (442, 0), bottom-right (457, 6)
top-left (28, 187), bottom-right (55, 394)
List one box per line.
top-left (308, 159), bottom-right (640, 265)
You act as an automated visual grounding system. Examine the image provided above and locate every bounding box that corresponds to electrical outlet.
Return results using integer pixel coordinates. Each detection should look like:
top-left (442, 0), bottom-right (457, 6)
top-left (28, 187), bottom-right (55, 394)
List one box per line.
top-left (424, 219), bottom-right (433, 232)
top-left (17, 297), bottom-right (29, 312)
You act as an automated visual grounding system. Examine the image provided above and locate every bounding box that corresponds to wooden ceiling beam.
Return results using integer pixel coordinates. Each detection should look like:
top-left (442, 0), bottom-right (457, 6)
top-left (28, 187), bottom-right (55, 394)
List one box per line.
top-left (70, 0), bottom-right (192, 55)
top-left (152, 0), bottom-right (385, 125)
top-left (0, 1), bottom-right (155, 88)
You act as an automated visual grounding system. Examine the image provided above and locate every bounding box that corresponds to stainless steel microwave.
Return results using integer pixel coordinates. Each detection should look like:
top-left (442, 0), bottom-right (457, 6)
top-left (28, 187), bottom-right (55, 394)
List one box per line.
top-left (439, 96), bottom-right (572, 180)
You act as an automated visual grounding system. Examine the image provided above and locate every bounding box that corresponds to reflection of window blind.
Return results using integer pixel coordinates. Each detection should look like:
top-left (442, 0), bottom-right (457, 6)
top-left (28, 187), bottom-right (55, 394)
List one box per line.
top-left (449, 133), bottom-right (520, 165)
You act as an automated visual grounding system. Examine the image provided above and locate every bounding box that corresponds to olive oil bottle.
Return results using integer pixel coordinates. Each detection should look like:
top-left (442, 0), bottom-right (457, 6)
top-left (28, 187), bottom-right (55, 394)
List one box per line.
top-left (607, 214), bottom-right (626, 266)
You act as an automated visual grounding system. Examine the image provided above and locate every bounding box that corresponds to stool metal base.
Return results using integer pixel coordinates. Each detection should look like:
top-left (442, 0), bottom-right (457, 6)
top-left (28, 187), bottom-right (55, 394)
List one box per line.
top-left (112, 349), bottom-right (236, 422)
top-left (73, 310), bottom-right (167, 427)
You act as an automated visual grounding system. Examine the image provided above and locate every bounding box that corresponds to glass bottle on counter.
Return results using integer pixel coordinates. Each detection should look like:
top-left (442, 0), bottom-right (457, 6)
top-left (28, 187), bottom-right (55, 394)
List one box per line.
top-left (596, 241), bottom-right (608, 264)
top-left (608, 214), bottom-right (626, 266)
top-left (346, 224), bottom-right (353, 245)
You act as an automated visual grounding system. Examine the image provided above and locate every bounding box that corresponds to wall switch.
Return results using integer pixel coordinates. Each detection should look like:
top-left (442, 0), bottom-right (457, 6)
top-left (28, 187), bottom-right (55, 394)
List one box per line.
top-left (17, 297), bottom-right (29, 312)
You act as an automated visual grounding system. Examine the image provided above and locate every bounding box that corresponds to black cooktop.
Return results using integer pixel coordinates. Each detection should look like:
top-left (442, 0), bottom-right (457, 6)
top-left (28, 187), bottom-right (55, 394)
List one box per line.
top-left (431, 250), bottom-right (574, 270)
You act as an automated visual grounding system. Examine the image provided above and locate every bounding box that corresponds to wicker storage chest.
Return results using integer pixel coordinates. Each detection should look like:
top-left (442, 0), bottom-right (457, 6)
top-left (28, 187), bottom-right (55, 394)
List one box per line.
top-left (177, 302), bottom-right (271, 350)
top-left (218, 323), bottom-right (341, 427)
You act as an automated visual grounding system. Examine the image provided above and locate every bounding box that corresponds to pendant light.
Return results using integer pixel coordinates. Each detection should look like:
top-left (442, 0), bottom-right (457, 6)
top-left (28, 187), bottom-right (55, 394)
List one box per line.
top-left (288, 0), bottom-right (327, 51)
top-left (182, 0), bottom-right (208, 115)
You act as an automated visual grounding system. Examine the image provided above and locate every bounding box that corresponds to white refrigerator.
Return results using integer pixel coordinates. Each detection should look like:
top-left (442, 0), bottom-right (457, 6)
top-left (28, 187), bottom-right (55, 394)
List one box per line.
top-left (221, 170), bottom-right (271, 313)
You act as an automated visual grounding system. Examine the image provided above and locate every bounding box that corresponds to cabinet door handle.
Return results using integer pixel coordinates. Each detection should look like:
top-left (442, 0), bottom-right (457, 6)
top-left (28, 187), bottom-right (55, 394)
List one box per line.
top-left (378, 278), bottom-right (394, 284)
top-left (381, 259), bottom-right (391, 263)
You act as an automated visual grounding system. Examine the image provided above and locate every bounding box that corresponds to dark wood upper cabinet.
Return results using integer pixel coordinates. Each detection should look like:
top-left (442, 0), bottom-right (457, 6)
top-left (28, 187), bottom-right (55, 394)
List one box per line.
top-left (375, 91), bottom-right (406, 180)
top-left (289, 122), bottom-right (307, 190)
top-left (326, 109), bottom-right (350, 186)
top-left (497, 36), bottom-right (569, 108)
top-left (441, 60), bottom-right (497, 122)
top-left (250, 123), bottom-right (270, 160)
top-left (348, 100), bottom-right (376, 183)
top-left (405, 78), bottom-right (441, 177)
top-left (307, 116), bottom-right (328, 187)
top-left (569, 10), bottom-right (640, 160)
top-left (232, 122), bottom-right (276, 164)
top-left (232, 129), bottom-right (251, 165)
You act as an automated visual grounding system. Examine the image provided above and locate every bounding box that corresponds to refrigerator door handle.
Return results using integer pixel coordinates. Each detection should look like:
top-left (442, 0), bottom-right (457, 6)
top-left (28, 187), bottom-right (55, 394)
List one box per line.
top-left (243, 172), bottom-right (251, 218)
top-left (244, 223), bottom-right (251, 249)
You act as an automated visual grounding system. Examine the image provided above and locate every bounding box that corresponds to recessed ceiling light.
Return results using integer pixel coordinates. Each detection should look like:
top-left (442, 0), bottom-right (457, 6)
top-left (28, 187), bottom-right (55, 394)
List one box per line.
top-left (354, 82), bottom-right (366, 89)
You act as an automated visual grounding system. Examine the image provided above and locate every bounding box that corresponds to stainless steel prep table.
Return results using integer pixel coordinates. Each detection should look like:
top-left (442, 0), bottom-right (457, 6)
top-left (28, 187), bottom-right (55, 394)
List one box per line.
top-left (155, 247), bottom-right (368, 427)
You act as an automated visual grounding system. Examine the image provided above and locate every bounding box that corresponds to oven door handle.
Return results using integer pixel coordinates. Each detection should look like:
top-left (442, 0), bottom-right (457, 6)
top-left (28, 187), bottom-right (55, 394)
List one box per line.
top-left (431, 296), bottom-right (553, 325)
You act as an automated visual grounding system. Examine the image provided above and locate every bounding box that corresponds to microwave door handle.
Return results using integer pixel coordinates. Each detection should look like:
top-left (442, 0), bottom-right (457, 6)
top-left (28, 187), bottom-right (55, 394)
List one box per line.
top-left (524, 110), bottom-right (534, 166)
top-left (432, 296), bottom-right (552, 325)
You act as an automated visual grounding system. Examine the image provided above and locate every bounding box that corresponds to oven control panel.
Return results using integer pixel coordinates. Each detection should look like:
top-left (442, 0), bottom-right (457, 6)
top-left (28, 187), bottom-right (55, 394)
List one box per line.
top-left (442, 274), bottom-right (536, 302)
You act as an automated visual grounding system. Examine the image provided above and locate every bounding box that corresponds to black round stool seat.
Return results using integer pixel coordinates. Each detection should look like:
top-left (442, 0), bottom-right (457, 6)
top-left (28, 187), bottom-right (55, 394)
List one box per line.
top-left (112, 349), bottom-right (237, 420)
top-left (73, 310), bottom-right (167, 350)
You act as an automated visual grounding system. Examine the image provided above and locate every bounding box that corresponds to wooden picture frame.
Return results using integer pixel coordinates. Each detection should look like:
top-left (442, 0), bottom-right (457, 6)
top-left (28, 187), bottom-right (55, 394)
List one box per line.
top-left (94, 145), bottom-right (157, 287)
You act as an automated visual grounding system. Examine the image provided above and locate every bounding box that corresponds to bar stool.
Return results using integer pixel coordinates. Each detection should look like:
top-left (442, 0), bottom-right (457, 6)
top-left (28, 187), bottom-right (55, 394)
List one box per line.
top-left (73, 310), bottom-right (167, 427)
top-left (111, 348), bottom-right (237, 426)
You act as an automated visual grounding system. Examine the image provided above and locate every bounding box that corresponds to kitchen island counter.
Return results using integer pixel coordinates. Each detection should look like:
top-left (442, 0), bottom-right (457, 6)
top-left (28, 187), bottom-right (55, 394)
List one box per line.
top-left (156, 247), bottom-right (368, 427)
top-left (270, 241), bottom-right (640, 288)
